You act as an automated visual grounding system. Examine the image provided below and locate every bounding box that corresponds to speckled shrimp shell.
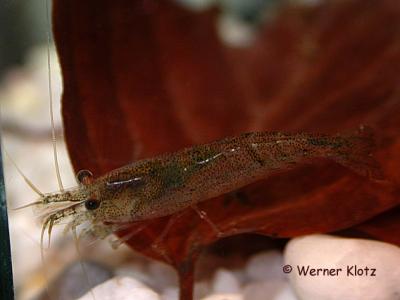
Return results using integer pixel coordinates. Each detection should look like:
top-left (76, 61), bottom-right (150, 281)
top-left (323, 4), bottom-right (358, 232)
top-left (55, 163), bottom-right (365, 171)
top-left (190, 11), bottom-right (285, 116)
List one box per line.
top-left (27, 125), bottom-right (380, 251)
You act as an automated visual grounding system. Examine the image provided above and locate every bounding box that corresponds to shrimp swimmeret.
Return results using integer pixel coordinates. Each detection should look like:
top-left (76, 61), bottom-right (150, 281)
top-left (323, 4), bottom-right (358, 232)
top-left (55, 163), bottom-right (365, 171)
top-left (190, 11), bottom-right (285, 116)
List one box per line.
top-left (22, 126), bottom-right (381, 249)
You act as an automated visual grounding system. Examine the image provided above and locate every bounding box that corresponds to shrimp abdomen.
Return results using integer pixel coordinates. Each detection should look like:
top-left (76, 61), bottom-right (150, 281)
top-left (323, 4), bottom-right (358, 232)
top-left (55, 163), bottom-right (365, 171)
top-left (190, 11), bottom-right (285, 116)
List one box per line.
top-left (329, 126), bottom-right (383, 180)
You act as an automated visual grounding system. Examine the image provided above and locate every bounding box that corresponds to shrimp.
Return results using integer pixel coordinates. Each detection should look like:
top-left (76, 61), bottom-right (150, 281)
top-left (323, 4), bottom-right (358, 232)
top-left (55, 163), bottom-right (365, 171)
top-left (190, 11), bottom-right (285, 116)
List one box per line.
top-left (28, 125), bottom-right (380, 248)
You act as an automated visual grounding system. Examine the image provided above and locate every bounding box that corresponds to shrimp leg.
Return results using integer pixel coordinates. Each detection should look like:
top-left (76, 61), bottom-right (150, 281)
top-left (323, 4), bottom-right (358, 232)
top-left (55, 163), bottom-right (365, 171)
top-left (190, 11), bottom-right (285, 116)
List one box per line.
top-left (191, 204), bottom-right (222, 237)
top-left (150, 211), bottom-right (189, 263)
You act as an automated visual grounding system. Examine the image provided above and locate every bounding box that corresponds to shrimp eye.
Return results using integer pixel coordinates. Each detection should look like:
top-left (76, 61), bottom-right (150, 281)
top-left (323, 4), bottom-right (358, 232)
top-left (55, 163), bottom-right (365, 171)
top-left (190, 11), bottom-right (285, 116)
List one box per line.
top-left (77, 169), bottom-right (93, 185)
top-left (84, 199), bottom-right (100, 210)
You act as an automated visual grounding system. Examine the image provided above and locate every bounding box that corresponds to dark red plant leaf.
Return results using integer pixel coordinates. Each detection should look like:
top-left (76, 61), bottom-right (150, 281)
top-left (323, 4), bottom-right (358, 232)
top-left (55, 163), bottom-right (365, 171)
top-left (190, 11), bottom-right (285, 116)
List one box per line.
top-left (351, 206), bottom-right (400, 245)
top-left (53, 0), bottom-right (400, 298)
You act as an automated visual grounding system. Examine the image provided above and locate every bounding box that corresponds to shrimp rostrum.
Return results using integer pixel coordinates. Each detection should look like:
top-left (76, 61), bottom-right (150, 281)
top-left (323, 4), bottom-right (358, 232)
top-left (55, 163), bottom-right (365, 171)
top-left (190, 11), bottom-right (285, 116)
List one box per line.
top-left (28, 125), bottom-right (381, 247)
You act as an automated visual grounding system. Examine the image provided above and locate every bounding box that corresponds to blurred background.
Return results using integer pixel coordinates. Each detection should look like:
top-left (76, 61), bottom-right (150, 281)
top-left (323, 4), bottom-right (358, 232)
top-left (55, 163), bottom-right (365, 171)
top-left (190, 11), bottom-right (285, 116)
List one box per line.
top-left (1, 1), bottom-right (80, 299)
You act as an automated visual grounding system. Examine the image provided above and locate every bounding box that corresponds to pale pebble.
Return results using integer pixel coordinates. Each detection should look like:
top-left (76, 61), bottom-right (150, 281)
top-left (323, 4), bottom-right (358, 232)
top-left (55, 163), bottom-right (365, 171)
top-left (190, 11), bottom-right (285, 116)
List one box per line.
top-left (147, 261), bottom-right (178, 291)
top-left (115, 262), bottom-right (155, 289)
top-left (194, 280), bottom-right (211, 300)
top-left (48, 261), bottom-right (113, 300)
top-left (78, 276), bottom-right (160, 300)
top-left (161, 286), bottom-right (179, 300)
top-left (245, 250), bottom-right (285, 282)
top-left (212, 268), bottom-right (242, 294)
top-left (271, 282), bottom-right (298, 300)
top-left (201, 294), bottom-right (243, 300)
top-left (243, 279), bottom-right (288, 300)
top-left (284, 234), bottom-right (400, 300)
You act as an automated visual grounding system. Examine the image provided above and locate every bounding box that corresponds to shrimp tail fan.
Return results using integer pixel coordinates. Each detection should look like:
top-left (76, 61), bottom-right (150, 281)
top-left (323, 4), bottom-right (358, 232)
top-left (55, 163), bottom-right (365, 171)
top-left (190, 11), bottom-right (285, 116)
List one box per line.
top-left (333, 125), bottom-right (384, 180)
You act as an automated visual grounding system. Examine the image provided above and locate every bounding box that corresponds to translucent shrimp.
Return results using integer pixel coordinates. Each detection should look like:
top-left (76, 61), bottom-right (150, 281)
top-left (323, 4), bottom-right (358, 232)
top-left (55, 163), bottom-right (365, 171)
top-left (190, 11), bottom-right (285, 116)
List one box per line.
top-left (27, 125), bottom-right (381, 248)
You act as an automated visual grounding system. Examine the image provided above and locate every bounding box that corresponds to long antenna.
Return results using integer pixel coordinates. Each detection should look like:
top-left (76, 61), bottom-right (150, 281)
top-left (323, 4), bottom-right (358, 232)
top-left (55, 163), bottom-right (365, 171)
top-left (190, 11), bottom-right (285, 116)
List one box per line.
top-left (45, 0), bottom-right (64, 192)
top-left (40, 217), bottom-right (54, 300)
top-left (4, 150), bottom-right (44, 197)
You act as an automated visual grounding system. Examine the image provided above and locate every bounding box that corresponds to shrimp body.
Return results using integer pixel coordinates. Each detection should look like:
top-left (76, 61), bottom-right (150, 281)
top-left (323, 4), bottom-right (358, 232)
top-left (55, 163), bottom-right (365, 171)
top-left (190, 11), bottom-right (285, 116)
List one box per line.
top-left (37, 128), bottom-right (378, 232)
top-left (33, 127), bottom-right (380, 244)
top-left (92, 131), bottom-right (317, 222)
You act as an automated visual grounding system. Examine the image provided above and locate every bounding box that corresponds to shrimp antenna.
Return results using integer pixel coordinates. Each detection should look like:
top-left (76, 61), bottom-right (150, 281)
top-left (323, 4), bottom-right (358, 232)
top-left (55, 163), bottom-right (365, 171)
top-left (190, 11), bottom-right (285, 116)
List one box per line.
top-left (4, 149), bottom-right (44, 197)
top-left (45, 0), bottom-right (64, 192)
